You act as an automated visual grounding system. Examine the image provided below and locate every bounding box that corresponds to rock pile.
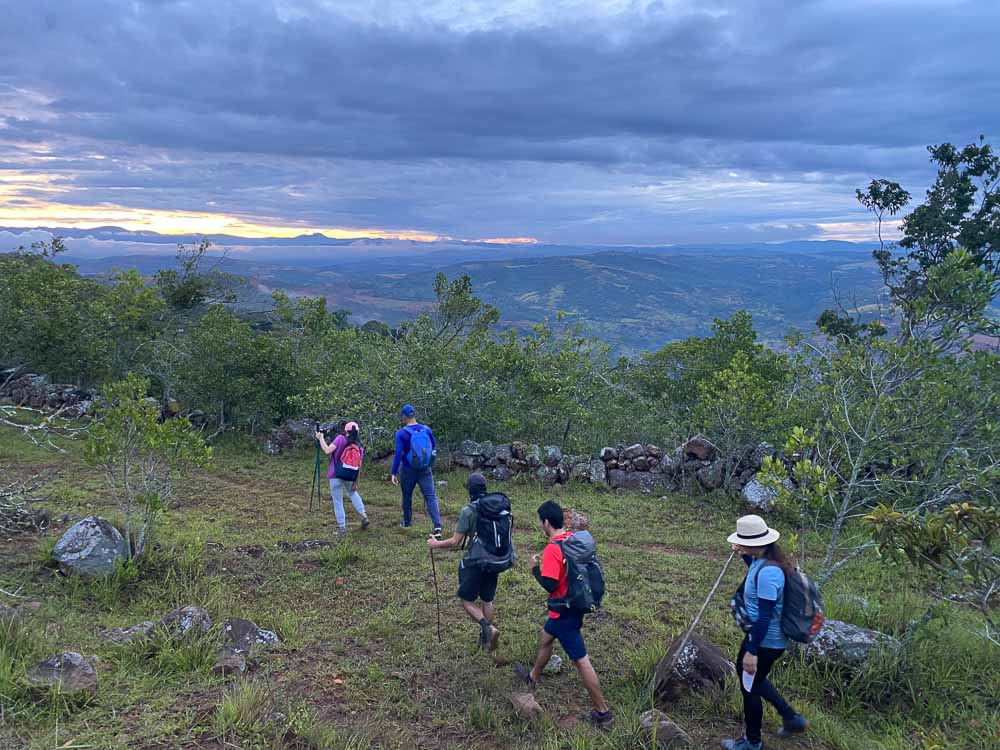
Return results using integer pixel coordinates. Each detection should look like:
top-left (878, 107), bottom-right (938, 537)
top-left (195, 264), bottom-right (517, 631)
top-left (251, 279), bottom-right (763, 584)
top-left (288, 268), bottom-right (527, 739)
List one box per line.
top-left (0, 369), bottom-right (95, 416)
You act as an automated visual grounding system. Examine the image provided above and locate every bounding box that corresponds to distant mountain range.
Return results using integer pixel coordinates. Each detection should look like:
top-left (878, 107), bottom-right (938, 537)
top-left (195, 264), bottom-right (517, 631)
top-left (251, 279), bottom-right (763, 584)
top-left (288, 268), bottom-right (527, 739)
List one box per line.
top-left (9, 226), bottom-right (891, 353)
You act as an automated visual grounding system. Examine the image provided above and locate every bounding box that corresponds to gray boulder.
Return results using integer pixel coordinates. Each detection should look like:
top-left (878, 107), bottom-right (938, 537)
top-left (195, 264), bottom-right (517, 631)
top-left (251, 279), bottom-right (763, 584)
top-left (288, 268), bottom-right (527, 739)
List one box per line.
top-left (160, 605), bottom-right (212, 638)
top-left (543, 653), bottom-right (563, 674)
top-left (28, 652), bottom-right (98, 695)
top-left (651, 634), bottom-right (735, 703)
top-left (659, 454), bottom-right (680, 475)
top-left (638, 709), bottom-right (692, 746)
top-left (682, 436), bottom-right (717, 461)
top-left (457, 439), bottom-right (484, 457)
top-left (623, 443), bottom-right (646, 460)
top-left (584, 460), bottom-right (606, 484)
top-left (599, 446), bottom-right (617, 461)
top-left (632, 456), bottom-right (651, 472)
top-left (608, 469), bottom-right (675, 493)
top-left (492, 466), bottom-right (514, 482)
top-left (526, 444), bottom-right (542, 468)
top-left (697, 461), bottom-right (726, 491)
top-left (52, 516), bottom-right (129, 577)
top-left (221, 618), bottom-right (280, 655)
top-left (276, 539), bottom-right (333, 552)
top-left (102, 620), bottom-right (155, 645)
top-left (749, 442), bottom-right (777, 469)
top-left (542, 445), bottom-right (562, 467)
top-left (452, 453), bottom-right (481, 469)
top-left (799, 619), bottom-right (900, 670)
top-left (212, 652), bottom-right (247, 676)
top-left (495, 444), bottom-right (513, 464)
top-left (742, 477), bottom-right (793, 511)
top-left (536, 466), bottom-right (560, 487)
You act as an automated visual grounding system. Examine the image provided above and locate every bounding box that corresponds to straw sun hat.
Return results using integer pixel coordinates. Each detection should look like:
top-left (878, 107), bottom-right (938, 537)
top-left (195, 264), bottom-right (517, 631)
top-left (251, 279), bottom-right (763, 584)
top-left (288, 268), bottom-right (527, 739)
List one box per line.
top-left (727, 514), bottom-right (780, 547)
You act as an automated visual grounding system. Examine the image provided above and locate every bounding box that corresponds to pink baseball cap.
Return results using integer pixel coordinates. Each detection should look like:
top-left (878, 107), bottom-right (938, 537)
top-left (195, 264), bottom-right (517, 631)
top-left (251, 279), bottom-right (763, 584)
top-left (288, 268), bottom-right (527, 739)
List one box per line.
top-left (345, 421), bottom-right (359, 432)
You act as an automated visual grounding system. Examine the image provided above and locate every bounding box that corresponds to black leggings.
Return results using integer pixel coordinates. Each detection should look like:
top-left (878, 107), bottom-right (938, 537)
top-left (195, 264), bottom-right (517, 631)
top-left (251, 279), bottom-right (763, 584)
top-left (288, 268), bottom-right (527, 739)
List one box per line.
top-left (735, 638), bottom-right (797, 744)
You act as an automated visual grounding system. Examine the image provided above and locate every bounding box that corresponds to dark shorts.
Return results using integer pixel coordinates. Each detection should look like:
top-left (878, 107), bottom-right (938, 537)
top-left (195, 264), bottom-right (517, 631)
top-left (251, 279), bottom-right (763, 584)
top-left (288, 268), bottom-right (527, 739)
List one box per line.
top-left (457, 560), bottom-right (499, 603)
top-left (544, 610), bottom-right (587, 661)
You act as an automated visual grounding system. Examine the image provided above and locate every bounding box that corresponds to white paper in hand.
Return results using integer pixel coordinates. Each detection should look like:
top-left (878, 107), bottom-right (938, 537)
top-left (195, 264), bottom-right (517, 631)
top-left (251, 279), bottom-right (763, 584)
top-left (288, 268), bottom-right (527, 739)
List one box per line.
top-left (742, 669), bottom-right (755, 693)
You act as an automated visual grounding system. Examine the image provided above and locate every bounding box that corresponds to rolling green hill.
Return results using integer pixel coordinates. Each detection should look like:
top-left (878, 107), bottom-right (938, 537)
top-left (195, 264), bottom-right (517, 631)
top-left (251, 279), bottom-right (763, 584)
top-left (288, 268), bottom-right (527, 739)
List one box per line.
top-left (352, 248), bottom-right (884, 352)
top-left (70, 244), bottom-right (887, 353)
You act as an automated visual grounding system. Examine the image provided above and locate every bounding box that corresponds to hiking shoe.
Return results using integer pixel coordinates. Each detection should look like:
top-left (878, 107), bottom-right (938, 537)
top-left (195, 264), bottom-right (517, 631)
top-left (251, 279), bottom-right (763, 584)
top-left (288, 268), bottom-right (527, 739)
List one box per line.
top-left (360, 517), bottom-right (370, 530)
top-left (721, 738), bottom-right (762, 750)
top-left (486, 625), bottom-right (501, 652)
top-left (586, 709), bottom-right (614, 730)
top-left (478, 620), bottom-right (492, 648)
top-left (337, 527), bottom-right (348, 538)
top-left (513, 664), bottom-right (537, 688)
top-left (776, 714), bottom-right (809, 737)
top-left (399, 522), bottom-right (411, 529)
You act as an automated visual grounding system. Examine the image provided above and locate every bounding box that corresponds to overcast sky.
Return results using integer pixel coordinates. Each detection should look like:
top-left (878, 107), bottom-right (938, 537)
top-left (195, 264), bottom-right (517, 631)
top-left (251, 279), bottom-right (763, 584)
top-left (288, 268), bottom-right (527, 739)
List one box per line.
top-left (1, 0), bottom-right (997, 246)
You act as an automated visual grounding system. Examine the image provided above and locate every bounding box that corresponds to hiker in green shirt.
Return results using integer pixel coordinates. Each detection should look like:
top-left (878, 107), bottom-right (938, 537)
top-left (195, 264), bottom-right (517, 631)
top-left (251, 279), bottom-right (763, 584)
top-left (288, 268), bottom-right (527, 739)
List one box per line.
top-left (428, 472), bottom-right (514, 650)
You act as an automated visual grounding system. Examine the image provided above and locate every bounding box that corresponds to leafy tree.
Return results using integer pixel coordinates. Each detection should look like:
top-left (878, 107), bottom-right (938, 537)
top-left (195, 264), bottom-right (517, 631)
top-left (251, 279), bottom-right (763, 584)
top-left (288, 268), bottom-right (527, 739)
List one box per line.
top-left (0, 251), bottom-right (105, 382)
top-left (154, 239), bottom-right (243, 313)
top-left (175, 307), bottom-right (297, 433)
top-left (633, 311), bottom-right (790, 447)
top-left (863, 137), bottom-right (1000, 337)
top-left (694, 350), bottom-right (788, 457)
top-left (85, 374), bottom-right (210, 560)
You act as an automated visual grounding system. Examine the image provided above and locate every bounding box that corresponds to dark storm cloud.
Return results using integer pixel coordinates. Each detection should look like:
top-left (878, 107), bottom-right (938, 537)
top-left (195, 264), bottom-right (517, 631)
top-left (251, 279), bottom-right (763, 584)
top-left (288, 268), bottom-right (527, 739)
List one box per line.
top-left (0, 0), bottom-right (997, 242)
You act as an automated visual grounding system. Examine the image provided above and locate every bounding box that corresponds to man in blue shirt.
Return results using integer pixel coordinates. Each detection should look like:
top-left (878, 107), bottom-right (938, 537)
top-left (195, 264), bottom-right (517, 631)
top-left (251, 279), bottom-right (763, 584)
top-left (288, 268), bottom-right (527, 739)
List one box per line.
top-left (391, 404), bottom-right (442, 537)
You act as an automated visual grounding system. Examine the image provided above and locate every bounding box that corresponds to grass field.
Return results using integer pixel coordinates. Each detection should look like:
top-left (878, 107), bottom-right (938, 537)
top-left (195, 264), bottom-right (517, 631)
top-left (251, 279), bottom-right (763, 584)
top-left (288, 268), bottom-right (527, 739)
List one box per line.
top-left (2, 429), bottom-right (999, 749)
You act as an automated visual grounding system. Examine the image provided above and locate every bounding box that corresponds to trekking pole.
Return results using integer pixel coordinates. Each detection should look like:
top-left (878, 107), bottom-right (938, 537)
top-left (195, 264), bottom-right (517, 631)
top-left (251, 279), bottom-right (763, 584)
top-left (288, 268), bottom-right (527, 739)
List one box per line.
top-left (309, 439), bottom-right (323, 512)
top-left (651, 550), bottom-right (736, 702)
top-left (429, 547), bottom-right (443, 643)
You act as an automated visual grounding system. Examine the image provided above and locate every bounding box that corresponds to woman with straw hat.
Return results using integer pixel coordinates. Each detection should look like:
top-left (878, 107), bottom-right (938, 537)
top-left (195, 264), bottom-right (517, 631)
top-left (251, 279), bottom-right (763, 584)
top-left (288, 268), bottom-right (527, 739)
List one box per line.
top-left (721, 515), bottom-right (808, 750)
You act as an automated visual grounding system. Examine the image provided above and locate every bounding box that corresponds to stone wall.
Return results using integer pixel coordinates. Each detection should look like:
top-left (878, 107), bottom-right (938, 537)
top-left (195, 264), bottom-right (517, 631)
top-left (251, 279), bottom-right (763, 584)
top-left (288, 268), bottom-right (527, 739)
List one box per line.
top-left (0, 369), bottom-right (96, 417)
top-left (452, 435), bottom-right (783, 505)
top-left (451, 439), bottom-right (606, 487)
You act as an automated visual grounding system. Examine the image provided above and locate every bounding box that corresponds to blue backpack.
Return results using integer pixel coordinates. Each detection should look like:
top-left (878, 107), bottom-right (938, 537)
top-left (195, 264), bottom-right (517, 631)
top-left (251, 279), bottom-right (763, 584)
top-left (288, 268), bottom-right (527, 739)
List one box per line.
top-left (406, 425), bottom-right (435, 470)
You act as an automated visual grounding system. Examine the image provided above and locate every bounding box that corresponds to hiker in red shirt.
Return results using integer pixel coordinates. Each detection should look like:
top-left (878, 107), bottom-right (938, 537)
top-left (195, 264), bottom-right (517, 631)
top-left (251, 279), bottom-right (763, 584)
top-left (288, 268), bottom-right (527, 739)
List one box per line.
top-left (514, 500), bottom-right (613, 729)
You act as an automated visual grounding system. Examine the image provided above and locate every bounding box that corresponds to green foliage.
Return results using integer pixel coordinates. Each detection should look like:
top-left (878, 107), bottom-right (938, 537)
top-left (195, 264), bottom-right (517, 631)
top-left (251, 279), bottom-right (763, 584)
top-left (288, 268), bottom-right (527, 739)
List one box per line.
top-left (865, 137), bottom-right (1000, 337)
top-left (866, 497), bottom-right (1000, 644)
top-left (634, 311), bottom-right (791, 449)
top-left (0, 246), bottom-right (165, 384)
top-left (175, 306), bottom-right (298, 431)
top-left (153, 239), bottom-right (242, 312)
top-left (85, 374), bottom-right (211, 560)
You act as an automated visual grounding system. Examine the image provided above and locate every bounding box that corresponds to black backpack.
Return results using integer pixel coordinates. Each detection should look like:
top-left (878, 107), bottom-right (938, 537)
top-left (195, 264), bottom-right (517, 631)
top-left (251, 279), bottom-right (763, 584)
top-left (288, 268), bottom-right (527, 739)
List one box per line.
top-left (731, 561), bottom-right (825, 644)
top-left (550, 531), bottom-right (606, 614)
top-left (464, 493), bottom-right (515, 573)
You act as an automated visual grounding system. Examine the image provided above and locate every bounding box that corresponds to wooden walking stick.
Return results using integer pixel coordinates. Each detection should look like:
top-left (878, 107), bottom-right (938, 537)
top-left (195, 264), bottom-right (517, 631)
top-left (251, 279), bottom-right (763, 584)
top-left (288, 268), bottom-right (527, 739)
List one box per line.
top-left (651, 550), bottom-right (737, 699)
top-left (429, 547), bottom-right (443, 643)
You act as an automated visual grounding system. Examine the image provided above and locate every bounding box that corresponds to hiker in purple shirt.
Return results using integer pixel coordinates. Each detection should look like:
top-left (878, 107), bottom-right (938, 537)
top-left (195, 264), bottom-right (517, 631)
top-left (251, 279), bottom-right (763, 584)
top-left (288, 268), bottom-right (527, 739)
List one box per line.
top-left (390, 404), bottom-right (442, 537)
top-left (316, 421), bottom-right (369, 537)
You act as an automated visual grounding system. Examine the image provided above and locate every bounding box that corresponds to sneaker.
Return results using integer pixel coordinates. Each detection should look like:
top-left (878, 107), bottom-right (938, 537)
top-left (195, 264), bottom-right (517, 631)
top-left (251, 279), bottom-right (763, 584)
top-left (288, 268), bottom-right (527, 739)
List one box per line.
top-left (776, 714), bottom-right (809, 737)
top-left (721, 738), bottom-right (762, 750)
top-left (513, 664), bottom-right (537, 688)
top-left (399, 522), bottom-right (411, 529)
top-left (432, 527), bottom-right (443, 539)
top-left (360, 517), bottom-right (370, 530)
top-left (478, 620), bottom-right (492, 648)
top-left (337, 526), bottom-right (348, 538)
top-left (586, 709), bottom-right (614, 730)
top-left (487, 625), bottom-right (501, 652)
